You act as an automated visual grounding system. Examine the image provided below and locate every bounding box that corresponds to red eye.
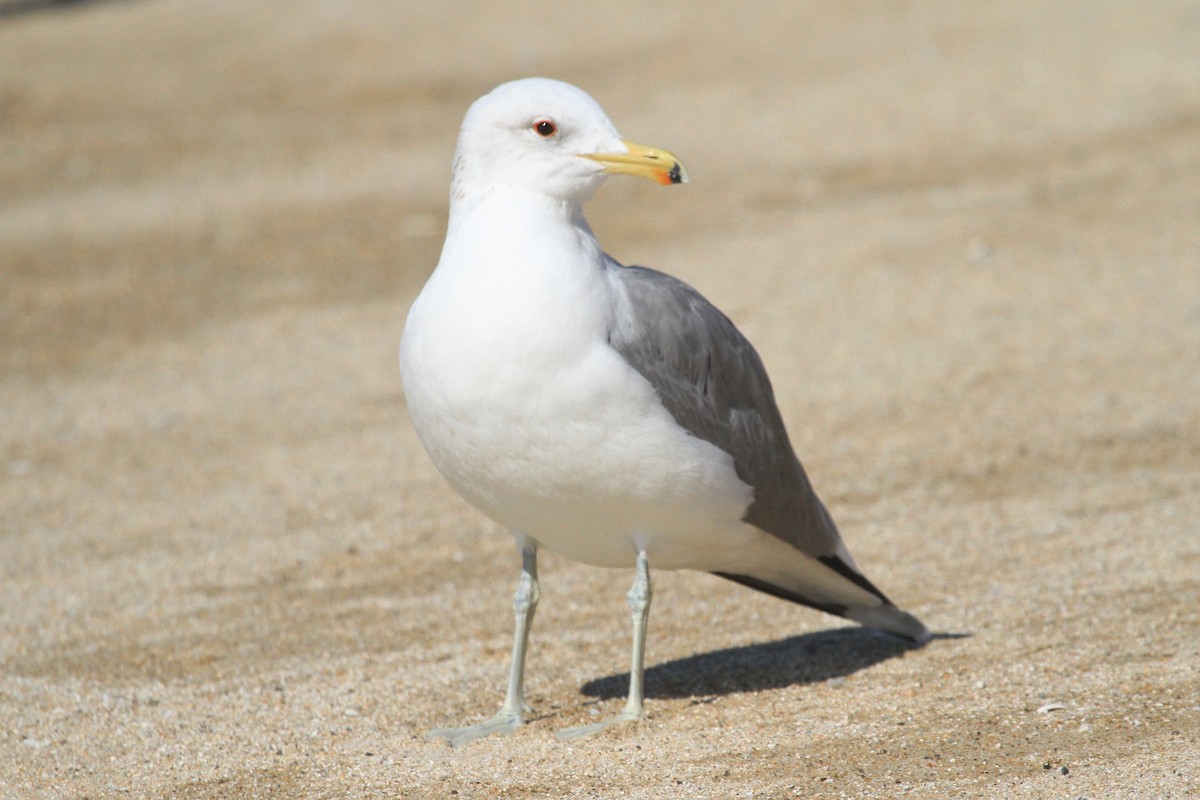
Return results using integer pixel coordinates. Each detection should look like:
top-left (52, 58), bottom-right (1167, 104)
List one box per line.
top-left (533, 119), bottom-right (557, 138)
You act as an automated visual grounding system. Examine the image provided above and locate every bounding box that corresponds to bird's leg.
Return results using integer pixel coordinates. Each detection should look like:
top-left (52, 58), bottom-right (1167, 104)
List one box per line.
top-left (621, 550), bottom-right (652, 720)
top-left (428, 541), bottom-right (540, 747)
top-left (501, 542), bottom-right (541, 716)
top-left (558, 551), bottom-right (652, 741)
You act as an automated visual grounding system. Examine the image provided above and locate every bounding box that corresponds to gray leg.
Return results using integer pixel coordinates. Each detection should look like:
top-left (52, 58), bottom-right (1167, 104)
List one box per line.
top-left (558, 551), bottom-right (652, 741)
top-left (428, 540), bottom-right (540, 747)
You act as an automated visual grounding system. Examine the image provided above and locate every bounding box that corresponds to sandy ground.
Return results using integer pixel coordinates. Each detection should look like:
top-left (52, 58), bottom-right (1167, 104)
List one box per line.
top-left (2, 1), bottom-right (1199, 797)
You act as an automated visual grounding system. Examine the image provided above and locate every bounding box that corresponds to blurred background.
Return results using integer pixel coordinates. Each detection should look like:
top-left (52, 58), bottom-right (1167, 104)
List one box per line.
top-left (6, 1), bottom-right (1197, 378)
top-left (2, 2), bottom-right (1198, 798)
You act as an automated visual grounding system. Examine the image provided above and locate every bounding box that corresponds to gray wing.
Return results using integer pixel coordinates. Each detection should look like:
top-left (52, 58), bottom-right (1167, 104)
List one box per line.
top-left (605, 263), bottom-right (894, 606)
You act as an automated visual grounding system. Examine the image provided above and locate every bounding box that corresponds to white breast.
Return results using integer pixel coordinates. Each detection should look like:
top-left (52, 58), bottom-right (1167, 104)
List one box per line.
top-left (400, 193), bottom-right (754, 568)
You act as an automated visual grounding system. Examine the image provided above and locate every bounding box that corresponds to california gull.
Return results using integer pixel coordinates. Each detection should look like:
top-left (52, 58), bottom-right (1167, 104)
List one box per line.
top-left (399, 77), bottom-right (929, 746)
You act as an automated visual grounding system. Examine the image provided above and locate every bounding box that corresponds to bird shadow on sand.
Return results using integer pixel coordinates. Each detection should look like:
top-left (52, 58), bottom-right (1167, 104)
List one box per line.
top-left (582, 628), bottom-right (966, 701)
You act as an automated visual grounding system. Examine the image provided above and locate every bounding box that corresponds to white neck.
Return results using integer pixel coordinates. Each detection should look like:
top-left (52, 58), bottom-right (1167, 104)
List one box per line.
top-left (402, 182), bottom-right (616, 407)
top-left (437, 184), bottom-right (604, 283)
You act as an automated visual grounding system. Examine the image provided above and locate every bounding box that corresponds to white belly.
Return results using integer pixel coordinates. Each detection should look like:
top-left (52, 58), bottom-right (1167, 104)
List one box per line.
top-left (400, 264), bottom-right (754, 569)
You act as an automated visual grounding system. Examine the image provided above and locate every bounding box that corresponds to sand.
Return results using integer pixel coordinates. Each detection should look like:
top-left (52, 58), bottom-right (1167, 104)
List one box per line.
top-left (2, 1), bottom-right (1198, 797)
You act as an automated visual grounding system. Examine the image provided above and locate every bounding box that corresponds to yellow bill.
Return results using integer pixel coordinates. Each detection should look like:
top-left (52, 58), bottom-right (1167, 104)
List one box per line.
top-left (582, 139), bottom-right (688, 185)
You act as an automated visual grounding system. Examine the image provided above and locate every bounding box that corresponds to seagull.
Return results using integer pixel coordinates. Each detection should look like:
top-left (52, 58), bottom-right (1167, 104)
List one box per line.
top-left (400, 77), bottom-right (929, 746)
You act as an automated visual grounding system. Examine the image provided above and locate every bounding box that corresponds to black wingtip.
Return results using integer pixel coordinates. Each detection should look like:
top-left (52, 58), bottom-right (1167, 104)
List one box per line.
top-left (711, 572), bottom-right (850, 618)
top-left (816, 555), bottom-right (892, 605)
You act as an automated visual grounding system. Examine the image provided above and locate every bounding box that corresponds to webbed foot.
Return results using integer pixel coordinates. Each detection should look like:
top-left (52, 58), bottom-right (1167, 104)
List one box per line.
top-left (428, 711), bottom-right (523, 747)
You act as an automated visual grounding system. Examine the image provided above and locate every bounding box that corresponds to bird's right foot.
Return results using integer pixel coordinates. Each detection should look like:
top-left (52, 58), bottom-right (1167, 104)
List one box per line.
top-left (427, 711), bottom-right (523, 747)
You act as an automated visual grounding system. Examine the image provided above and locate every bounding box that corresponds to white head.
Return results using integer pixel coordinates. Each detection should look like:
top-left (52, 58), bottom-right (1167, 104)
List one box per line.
top-left (450, 77), bottom-right (687, 207)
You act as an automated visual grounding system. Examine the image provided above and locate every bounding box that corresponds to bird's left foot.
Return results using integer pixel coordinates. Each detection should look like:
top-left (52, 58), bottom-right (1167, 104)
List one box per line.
top-left (556, 707), bottom-right (642, 741)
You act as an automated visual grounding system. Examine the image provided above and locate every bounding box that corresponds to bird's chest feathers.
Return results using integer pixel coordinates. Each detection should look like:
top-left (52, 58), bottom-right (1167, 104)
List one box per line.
top-left (412, 241), bottom-right (610, 403)
top-left (402, 210), bottom-right (645, 493)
